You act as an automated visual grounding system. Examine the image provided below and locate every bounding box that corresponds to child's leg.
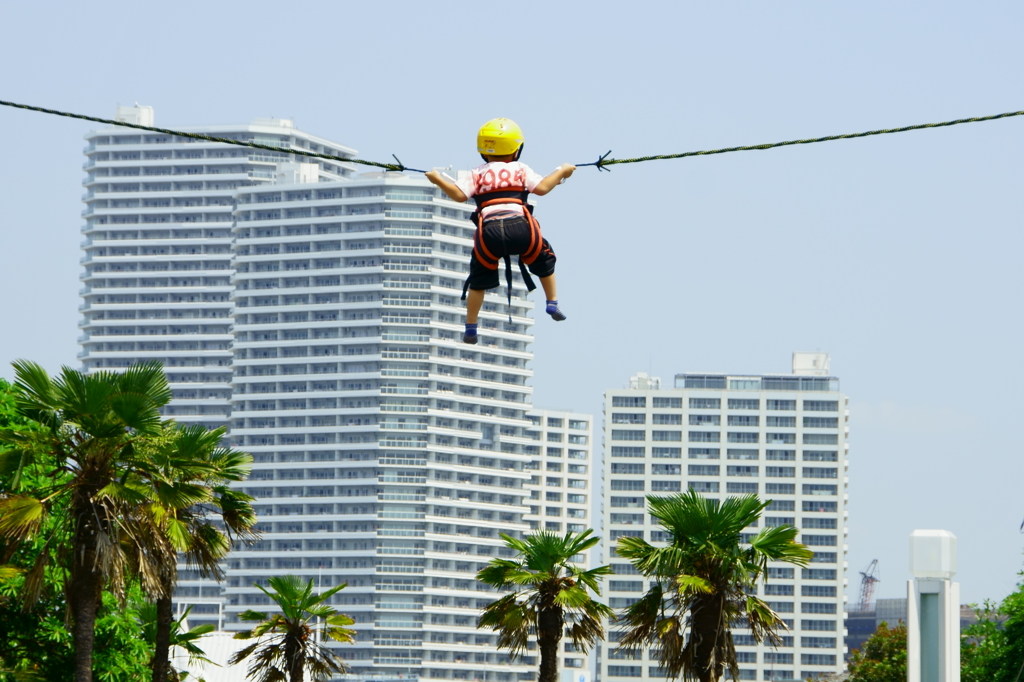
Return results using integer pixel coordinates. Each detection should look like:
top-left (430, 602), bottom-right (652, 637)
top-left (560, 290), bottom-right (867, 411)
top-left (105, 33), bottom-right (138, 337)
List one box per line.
top-left (539, 274), bottom-right (566, 321)
top-left (466, 289), bottom-right (485, 325)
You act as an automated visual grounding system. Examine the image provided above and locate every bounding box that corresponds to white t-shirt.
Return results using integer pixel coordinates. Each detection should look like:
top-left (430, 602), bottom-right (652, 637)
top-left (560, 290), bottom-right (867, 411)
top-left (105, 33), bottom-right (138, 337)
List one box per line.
top-left (455, 161), bottom-right (545, 219)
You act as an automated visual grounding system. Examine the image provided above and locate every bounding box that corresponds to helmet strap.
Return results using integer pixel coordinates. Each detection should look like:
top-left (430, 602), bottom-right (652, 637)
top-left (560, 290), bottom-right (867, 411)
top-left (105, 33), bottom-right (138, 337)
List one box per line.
top-left (513, 144), bottom-right (524, 161)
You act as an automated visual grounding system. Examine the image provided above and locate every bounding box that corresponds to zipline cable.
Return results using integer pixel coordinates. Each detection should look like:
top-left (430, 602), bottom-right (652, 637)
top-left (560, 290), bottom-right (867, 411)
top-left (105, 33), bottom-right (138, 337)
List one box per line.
top-left (0, 99), bottom-right (425, 172)
top-left (3, 98), bottom-right (1023, 175)
top-left (575, 109), bottom-right (1024, 171)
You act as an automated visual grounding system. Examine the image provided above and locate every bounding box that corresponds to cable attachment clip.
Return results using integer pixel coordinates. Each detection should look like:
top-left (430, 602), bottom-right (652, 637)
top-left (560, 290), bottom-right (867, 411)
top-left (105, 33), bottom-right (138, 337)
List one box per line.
top-left (576, 150), bottom-right (613, 172)
top-left (391, 154), bottom-right (428, 174)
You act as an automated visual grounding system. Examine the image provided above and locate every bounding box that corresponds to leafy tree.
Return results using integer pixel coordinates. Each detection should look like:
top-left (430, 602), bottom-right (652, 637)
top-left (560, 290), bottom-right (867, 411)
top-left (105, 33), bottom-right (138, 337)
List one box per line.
top-left (0, 361), bottom-right (172, 682)
top-left (130, 423), bottom-right (256, 682)
top-left (615, 491), bottom-right (812, 682)
top-left (476, 529), bottom-right (612, 682)
top-left (847, 621), bottom-right (907, 682)
top-left (230, 575), bottom-right (356, 682)
top-left (961, 578), bottom-right (1024, 682)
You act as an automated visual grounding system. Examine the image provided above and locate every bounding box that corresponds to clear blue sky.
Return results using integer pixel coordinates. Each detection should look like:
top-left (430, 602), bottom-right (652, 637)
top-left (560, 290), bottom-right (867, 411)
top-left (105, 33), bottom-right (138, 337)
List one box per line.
top-left (1, 1), bottom-right (1022, 604)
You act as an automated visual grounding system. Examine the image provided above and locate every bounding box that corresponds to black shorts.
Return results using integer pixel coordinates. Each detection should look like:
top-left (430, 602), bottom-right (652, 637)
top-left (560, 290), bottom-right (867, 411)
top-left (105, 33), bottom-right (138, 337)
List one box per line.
top-left (468, 215), bottom-right (557, 291)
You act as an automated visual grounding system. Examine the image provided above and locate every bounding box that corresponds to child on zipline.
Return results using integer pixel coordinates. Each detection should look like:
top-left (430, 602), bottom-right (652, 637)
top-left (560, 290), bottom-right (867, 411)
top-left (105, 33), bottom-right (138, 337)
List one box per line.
top-left (425, 118), bottom-right (575, 344)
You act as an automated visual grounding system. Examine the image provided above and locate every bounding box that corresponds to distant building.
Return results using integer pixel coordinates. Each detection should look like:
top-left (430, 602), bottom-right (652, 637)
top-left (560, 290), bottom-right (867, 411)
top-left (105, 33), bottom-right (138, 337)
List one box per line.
top-left (601, 353), bottom-right (849, 682)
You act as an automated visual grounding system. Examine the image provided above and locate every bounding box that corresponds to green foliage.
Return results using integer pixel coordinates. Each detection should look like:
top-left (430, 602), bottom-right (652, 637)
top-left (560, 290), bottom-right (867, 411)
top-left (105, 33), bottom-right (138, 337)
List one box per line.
top-left (477, 529), bottom-right (612, 682)
top-left (231, 575), bottom-right (356, 682)
top-left (961, 578), bottom-right (1024, 682)
top-left (847, 621), bottom-right (907, 682)
top-left (615, 491), bottom-right (812, 682)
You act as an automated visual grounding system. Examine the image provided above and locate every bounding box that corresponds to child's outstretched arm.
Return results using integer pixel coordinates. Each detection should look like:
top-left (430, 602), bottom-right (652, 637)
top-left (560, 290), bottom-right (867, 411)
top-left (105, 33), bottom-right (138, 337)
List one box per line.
top-left (532, 164), bottom-right (576, 196)
top-left (425, 170), bottom-right (468, 202)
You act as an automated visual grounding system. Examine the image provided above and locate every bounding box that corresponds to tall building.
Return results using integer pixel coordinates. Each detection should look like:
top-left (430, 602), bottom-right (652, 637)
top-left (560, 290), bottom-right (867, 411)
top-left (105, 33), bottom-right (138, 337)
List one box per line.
top-left (78, 105), bottom-right (356, 431)
top-left (223, 169), bottom-right (541, 682)
top-left (601, 353), bottom-right (849, 682)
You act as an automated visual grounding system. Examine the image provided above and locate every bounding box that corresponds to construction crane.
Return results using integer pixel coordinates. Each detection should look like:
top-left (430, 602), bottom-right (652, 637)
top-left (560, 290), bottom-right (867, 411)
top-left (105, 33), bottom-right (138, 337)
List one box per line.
top-left (857, 559), bottom-right (880, 611)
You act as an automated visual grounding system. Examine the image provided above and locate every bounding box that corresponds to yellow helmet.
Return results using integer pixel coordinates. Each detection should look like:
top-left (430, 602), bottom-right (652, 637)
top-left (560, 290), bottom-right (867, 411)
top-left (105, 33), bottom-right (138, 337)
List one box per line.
top-left (477, 118), bottom-right (524, 157)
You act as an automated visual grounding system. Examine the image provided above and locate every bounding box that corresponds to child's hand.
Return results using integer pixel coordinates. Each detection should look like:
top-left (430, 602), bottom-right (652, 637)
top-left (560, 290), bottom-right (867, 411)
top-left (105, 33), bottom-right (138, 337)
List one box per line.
top-left (560, 164), bottom-right (576, 178)
top-left (425, 170), bottom-right (441, 184)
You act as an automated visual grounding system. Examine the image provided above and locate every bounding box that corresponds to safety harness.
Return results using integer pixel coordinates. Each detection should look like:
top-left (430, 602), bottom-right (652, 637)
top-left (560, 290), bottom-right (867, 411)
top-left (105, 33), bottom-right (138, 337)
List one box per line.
top-left (461, 188), bottom-right (544, 321)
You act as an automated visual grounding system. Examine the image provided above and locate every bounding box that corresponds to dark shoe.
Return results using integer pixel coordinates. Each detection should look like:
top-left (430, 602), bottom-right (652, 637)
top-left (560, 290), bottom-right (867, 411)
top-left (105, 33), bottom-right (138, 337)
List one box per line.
top-left (463, 333), bottom-right (479, 344)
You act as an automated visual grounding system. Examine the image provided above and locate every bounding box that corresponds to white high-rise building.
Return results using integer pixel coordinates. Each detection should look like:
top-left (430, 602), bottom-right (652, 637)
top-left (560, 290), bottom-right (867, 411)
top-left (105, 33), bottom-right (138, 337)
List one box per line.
top-left (224, 170), bottom-right (541, 682)
top-left (601, 354), bottom-right (848, 682)
top-left (78, 106), bottom-right (356, 431)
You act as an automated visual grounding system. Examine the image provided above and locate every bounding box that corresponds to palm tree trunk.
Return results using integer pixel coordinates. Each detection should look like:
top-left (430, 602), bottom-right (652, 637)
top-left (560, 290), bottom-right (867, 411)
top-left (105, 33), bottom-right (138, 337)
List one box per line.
top-left (70, 498), bottom-right (102, 682)
top-left (286, 630), bottom-right (304, 682)
top-left (690, 595), bottom-right (725, 682)
top-left (152, 592), bottom-right (175, 682)
top-left (537, 606), bottom-right (563, 682)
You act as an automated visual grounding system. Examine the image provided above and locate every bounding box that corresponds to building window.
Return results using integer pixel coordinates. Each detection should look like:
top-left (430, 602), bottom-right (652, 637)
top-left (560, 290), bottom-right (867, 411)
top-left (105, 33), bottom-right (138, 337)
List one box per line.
top-left (766, 450), bottom-right (796, 461)
top-left (801, 654), bottom-right (837, 666)
top-left (766, 483), bottom-right (795, 495)
top-left (803, 434), bottom-right (838, 445)
top-left (609, 580), bottom-right (643, 592)
top-left (803, 417), bottom-right (838, 428)
top-left (689, 414), bottom-right (720, 425)
top-left (567, 494), bottom-right (586, 504)
top-left (610, 496), bottom-right (644, 508)
top-left (689, 398), bottom-right (721, 409)
top-left (727, 449), bottom-right (758, 460)
top-left (612, 397), bottom-right (646, 408)
top-left (767, 500), bottom-right (796, 511)
top-left (727, 466), bottom-right (758, 477)
top-left (728, 482), bottom-right (758, 494)
top-left (610, 513), bottom-right (644, 524)
top-left (652, 447), bottom-right (682, 458)
top-left (764, 653), bottom-right (793, 664)
top-left (765, 601), bottom-right (794, 613)
top-left (803, 401), bottom-right (838, 412)
top-left (802, 535), bottom-right (837, 547)
top-left (766, 416), bottom-right (796, 427)
top-left (653, 397), bottom-right (682, 408)
top-left (612, 413), bottom-right (646, 424)
top-left (569, 420), bottom-right (588, 430)
top-left (767, 567), bottom-right (794, 579)
top-left (803, 484), bottom-right (838, 496)
top-left (766, 399), bottom-right (796, 411)
top-left (611, 480), bottom-right (645, 491)
top-left (545, 507), bottom-right (561, 517)
top-left (803, 501), bottom-right (837, 512)
top-left (651, 480), bottom-right (680, 492)
top-left (801, 585), bottom-right (838, 597)
top-left (802, 569), bottom-right (838, 580)
top-left (688, 448), bottom-right (720, 459)
top-left (811, 552), bottom-right (838, 564)
top-left (547, 417), bottom-right (563, 428)
top-left (765, 433), bottom-right (796, 444)
top-left (612, 446), bottom-right (645, 458)
top-left (689, 431), bottom-right (720, 443)
top-left (804, 451), bottom-right (838, 462)
top-left (728, 432), bottom-right (758, 444)
top-left (765, 517), bottom-right (795, 528)
top-left (652, 464), bottom-right (681, 475)
top-left (766, 466), bottom-right (795, 478)
top-left (728, 415), bottom-right (759, 427)
top-left (611, 463), bottom-right (645, 474)
top-left (802, 602), bottom-right (837, 614)
top-left (652, 430), bottom-right (682, 442)
top-left (607, 666), bottom-right (642, 677)
top-left (801, 619), bottom-right (837, 631)
top-left (612, 430), bottom-right (646, 441)
top-left (545, 477), bottom-right (562, 486)
top-left (652, 414), bottom-right (682, 425)
top-left (688, 465), bottom-right (720, 476)
top-left (764, 584), bottom-right (794, 596)
top-left (803, 518), bottom-right (837, 530)
top-left (688, 481), bottom-right (719, 493)
top-left (728, 399), bottom-right (759, 410)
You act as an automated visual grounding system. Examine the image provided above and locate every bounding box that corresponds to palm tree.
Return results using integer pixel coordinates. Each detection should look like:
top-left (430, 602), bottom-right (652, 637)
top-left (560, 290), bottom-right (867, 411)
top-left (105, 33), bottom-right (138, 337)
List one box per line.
top-left (477, 529), bottom-right (613, 682)
top-left (230, 575), bottom-right (356, 682)
top-left (132, 423), bottom-right (257, 682)
top-left (0, 361), bottom-right (171, 682)
top-left (615, 490), bottom-right (813, 682)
